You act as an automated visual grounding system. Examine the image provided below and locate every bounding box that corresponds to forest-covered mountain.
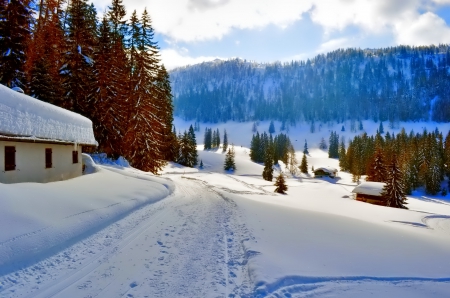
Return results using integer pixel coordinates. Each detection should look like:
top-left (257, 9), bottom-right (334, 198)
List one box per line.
top-left (171, 45), bottom-right (450, 124)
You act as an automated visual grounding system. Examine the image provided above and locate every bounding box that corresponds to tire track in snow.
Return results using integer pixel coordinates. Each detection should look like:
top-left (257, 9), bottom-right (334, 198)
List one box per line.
top-left (0, 176), bottom-right (253, 298)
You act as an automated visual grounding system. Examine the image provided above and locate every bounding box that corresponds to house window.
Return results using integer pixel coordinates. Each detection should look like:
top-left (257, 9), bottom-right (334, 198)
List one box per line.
top-left (45, 148), bottom-right (52, 168)
top-left (5, 146), bottom-right (16, 171)
top-left (72, 151), bottom-right (78, 164)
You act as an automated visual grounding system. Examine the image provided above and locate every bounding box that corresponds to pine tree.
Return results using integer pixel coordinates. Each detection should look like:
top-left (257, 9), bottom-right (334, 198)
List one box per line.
top-left (319, 137), bottom-right (327, 149)
top-left (338, 140), bottom-right (347, 171)
top-left (274, 173), bottom-right (288, 194)
top-left (223, 129), bottom-right (228, 152)
top-left (382, 155), bottom-right (407, 208)
top-left (379, 122), bottom-right (384, 134)
top-left (303, 140), bottom-right (309, 154)
top-left (252, 122), bottom-right (257, 133)
top-left (224, 145), bottom-right (236, 171)
top-left (199, 160), bottom-right (204, 169)
top-left (216, 128), bottom-right (221, 148)
top-left (287, 144), bottom-right (298, 175)
top-left (262, 145), bottom-right (274, 181)
top-left (366, 147), bottom-right (387, 182)
top-left (1, 0), bottom-right (33, 87)
top-left (300, 153), bottom-right (308, 174)
top-left (123, 9), bottom-right (170, 172)
top-left (269, 121), bottom-right (275, 134)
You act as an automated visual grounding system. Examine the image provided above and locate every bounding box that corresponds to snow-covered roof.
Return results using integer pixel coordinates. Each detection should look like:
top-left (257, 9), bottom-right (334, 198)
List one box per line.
top-left (0, 84), bottom-right (97, 145)
top-left (352, 181), bottom-right (386, 196)
top-left (315, 167), bottom-right (338, 174)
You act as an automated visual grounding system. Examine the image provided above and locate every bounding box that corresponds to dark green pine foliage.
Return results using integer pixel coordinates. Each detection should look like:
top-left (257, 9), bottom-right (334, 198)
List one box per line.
top-left (300, 153), bottom-right (308, 174)
top-left (274, 174), bottom-right (288, 194)
top-left (273, 133), bottom-right (291, 165)
top-left (382, 156), bottom-right (407, 209)
top-left (269, 121), bottom-right (275, 134)
top-left (250, 132), bottom-right (261, 162)
top-left (338, 140), bottom-right (347, 171)
top-left (156, 65), bottom-right (177, 162)
top-left (216, 129), bottom-right (221, 148)
top-left (379, 122), bottom-right (384, 134)
top-left (366, 147), bottom-right (387, 182)
top-left (62, 0), bottom-right (97, 112)
top-left (90, 16), bottom-right (125, 158)
top-left (303, 140), bottom-right (309, 154)
top-left (444, 131), bottom-right (450, 178)
top-left (223, 129), bottom-right (228, 152)
top-left (199, 160), bottom-right (204, 169)
top-left (328, 131), bottom-right (339, 158)
top-left (0, 0), bottom-right (6, 69)
top-left (224, 145), bottom-right (236, 171)
top-left (262, 145), bottom-right (274, 181)
top-left (1, 0), bottom-right (32, 87)
top-left (178, 128), bottom-right (198, 167)
top-left (204, 128), bottom-right (212, 150)
top-left (124, 9), bottom-right (168, 172)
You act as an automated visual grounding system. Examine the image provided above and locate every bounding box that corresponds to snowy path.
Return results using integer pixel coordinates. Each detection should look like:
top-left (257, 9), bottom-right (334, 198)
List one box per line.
top-left (0, 177), bottom-right (252, 298)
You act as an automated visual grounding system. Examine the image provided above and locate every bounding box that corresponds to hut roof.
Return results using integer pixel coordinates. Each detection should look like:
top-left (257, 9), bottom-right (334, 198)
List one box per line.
top-left (315, 167), bottom-right (338, 174)
top-left (352, 181), bottom-right (386, 197)
top-left (0, 84), bottom-right (97, 146)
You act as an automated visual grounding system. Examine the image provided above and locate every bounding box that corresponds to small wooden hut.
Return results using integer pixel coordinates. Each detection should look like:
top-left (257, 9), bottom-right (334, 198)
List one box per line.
top-left (314, 167), bottom-right (338, 178)
top-left (352, 181), bottom-right (386, 206)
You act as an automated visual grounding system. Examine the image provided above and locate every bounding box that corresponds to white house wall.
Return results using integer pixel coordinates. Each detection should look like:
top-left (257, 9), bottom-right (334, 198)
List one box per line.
top-left (0, 141), bottom-right (82, 184)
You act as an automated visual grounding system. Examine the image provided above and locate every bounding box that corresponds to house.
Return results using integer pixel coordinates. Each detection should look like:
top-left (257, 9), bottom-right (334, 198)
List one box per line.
top-left (0, 84), bottom-right (97, 183)
top-left (352, 181), bottom-right (386, 206)
top-left (314, 166), bottom-right (338, 178)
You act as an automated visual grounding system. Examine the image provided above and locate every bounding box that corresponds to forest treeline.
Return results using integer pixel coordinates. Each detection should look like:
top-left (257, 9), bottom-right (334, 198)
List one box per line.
top-left (171, 46), bottom-right (450, 124)
top-left (0, 0), bottom-right (175, 173)
top-left (340, 128), bottom-right (450, 196)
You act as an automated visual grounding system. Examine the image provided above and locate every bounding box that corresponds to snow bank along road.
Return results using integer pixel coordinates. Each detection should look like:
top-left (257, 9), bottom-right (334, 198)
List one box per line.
top-left (2, 162), bottom-right (450, 297)
top-left (0, 176), bottom-right (253, 298)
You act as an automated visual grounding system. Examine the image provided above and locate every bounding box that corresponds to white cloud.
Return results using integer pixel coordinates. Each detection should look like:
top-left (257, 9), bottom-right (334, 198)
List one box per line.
top-left (93, 0), bottom-right (314, 42)
top-left (160, 48), bottom-right (224, 69)
top-left (310, 0), bottom-right (450, 46)
top-left (395, 12), bottom-right (450, 45)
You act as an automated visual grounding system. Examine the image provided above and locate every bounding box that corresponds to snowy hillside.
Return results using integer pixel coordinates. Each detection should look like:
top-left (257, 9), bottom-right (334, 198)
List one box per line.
top-left (1, 119), bottom-right (450, 297)
top-left (171, 46), bottom-right (450, 123)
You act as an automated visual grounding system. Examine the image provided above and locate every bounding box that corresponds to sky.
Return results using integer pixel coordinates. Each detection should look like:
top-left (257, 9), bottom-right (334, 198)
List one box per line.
top-left (91, 0), bottom-right (450, 69)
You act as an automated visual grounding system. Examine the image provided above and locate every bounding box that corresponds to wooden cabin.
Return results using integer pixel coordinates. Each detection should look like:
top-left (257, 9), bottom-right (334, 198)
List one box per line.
top-left (314, 167), bottom-right (338, 178)
top-left (0, 84), bottom-right (97, 183)
top-left (352, 181), bottom-right (386, 206)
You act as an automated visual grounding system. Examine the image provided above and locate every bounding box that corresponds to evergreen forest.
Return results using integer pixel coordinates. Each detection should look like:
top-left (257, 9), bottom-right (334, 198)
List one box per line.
top-left (0, 0), bottom-right (175, 173)
top-left (171, 46), bottom-right (450, 124)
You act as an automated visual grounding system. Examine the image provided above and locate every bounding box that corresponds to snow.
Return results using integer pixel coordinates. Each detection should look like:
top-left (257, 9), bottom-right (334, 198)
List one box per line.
top-left (0, 159), bottom-right (173, 276)
top-left (353, 181), bottom-right (386, 196)
top-left (0, 84), bottom-right (97, 145)
top-left (1, 118), bottom-right (450, 297)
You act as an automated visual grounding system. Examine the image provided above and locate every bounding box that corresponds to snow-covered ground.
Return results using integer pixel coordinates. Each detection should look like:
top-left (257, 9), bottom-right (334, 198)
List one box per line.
top-left (1, 119), bottom-right (450, 297)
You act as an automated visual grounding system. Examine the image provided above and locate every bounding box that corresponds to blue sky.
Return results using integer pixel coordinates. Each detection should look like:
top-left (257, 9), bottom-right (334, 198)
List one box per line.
top-left (93, 0), bottom-right (450, 69)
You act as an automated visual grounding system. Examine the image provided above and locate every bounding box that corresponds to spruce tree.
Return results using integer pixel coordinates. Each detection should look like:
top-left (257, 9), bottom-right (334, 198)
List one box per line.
top-left (269, 121), bottom-right (275, 134)
top-left (223, 129), bottom-right (228, 152)
top-left (274, 173), bottom-right (288, 194)
top-left (262, 145), bottom-right (274, 181)
top-left (379, 122), bottom-right (384, 134)
top-left (216, 128), bottom-right (221, 148)
top-left (382, 155), bottom-right (407, 208)
top-left (224, 145), bottom-right (236, 171)
top-left (338, 140), bottom-right (347, 171)
top-left (1, 0), bottom-right (33, 87)
top-left (300, 153), bottom-right (308, 174)
top-left (366, 147), bottom-right (387, 182)
top-left (303, 140), bottom-right (309, 154)
top-left (199, 160), bottom-right (204, 169)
